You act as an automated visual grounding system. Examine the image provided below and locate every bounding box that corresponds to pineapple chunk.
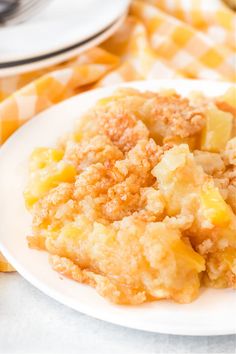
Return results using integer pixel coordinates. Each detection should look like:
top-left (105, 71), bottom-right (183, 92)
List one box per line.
top-left (220, 87), bottom-right (236, 108)
top-left (201, 104), bottom-right (233, 152)
top-left (25, 162), bottom-right (76, 208)
top-left (30, 147), bottom-right (63, 171)
top-left (97, 96), bottom-right (117, 106)
top-left (73, 130), bottom-right (83, 143)
top-left (24, 190), bottom-right (38, 209)
top-left (142, 222), bottom-right (205, 283)
top-left (168, 237), bottom-right (205, 273)
top-left (200, 182), bottom-right (231, 227)
top-left (152, 144), bottom-right (204, 215)
top-left (159, 88), bottom-right (177, 97)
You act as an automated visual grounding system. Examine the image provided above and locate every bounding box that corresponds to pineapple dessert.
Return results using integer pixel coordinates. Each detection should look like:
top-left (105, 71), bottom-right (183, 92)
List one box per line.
top-left (24, 86), bottom-right (236, 305)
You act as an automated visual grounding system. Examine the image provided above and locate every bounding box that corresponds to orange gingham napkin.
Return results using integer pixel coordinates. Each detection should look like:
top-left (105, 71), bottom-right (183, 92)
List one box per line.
top-left (0, 0), bottom-right (235, 271)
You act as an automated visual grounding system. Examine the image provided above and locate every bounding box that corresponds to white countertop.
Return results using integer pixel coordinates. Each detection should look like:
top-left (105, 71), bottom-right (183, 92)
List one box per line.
top-left (0, 273), bottom-right (235, 354)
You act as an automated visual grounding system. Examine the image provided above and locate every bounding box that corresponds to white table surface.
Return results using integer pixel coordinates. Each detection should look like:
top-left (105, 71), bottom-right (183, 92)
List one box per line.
top-left (0, 273), bottom-right (235, 354)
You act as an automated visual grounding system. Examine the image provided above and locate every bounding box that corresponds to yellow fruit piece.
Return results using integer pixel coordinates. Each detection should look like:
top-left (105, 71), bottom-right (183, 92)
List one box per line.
top-left (149, 222), bottom-right (205, 272)
top-left (200, 182), bottom-right (231, 227)
top-left (61, 224), bottom-right (84, 240)
top-left (152, 144), bottom-right (204, 215)
top-left (73, 131), bottom-right (83, 143)
top-left (189, 90), bottom-right (205, 105)
top-left (171, 239), bottom-right (205, 272)
top-left (220, 87), bottom-right (236, 108)
top-left (30, 147), bottom-right (63, 171)
top-left (97, 96), bottom-right (117, 106)
top-left (25, 162), bottom-right (76, 208)
top-left (24, 190), bottom-right (38, 209)
top-left (201, 104), bottom-right (233, 152)
top-left (159, 88), bottom-right (177, 97)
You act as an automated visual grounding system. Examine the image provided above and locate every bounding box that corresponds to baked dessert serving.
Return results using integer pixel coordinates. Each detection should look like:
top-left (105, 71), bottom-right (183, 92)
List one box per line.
top-left (24, 86), bottom-right (236, 305)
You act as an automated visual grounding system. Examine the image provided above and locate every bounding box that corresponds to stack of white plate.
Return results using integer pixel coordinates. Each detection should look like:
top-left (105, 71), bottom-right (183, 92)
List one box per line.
top-left (0, 0), bottom-right (130, 77)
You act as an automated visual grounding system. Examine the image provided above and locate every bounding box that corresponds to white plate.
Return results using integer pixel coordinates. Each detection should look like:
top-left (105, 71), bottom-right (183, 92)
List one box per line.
top-left (0, 0), bottom-right (130, 63)
top-left (0, 14), bottom-right (126, 78)
top-left (0, 80), bottom-right (235, 336)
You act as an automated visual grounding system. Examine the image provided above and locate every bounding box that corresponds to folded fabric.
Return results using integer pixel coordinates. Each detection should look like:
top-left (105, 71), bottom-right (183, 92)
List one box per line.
top-left (0, 0), bottom-right (235, 271)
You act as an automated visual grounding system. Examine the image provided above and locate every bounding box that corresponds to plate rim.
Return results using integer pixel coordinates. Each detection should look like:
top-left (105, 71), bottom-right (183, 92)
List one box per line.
top-left (1, 238), bottom-right (235, 336)
top-left (0, 79), bottom-right (236, 336)
top-left (0, 0), bottom-right (131, 63)
top-left (0, 13), bottom-right (126, 78)
top-left (0, 17), bottom-right (120, 68)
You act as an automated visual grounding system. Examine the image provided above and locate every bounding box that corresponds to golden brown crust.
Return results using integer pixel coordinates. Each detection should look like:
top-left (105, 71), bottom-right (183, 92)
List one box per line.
top-left (147, 95), bottom-right (205, 138)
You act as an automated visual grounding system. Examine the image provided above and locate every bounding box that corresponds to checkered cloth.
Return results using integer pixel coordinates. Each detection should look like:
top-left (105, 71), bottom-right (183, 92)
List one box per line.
top-left (0, 0), bottom-right (235, 271)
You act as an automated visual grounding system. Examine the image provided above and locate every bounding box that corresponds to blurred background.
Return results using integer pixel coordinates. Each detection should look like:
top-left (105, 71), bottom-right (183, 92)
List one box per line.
top-left (0, 0), bottom-right (235, 137)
